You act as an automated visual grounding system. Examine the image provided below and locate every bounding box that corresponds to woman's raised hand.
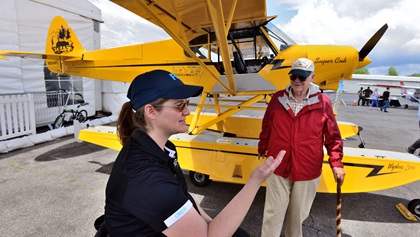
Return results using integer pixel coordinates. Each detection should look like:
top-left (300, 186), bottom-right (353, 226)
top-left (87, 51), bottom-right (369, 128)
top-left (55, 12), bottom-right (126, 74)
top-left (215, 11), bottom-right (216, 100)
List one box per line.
top-left (251, 150), bottom-right (286, 184)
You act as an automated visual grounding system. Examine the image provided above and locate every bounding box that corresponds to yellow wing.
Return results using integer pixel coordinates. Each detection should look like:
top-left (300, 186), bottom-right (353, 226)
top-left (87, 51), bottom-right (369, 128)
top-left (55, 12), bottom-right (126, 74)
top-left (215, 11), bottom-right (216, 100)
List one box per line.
top-left (110, 0), bottom-right (274, 94)
top-left (111, 0), bottom-right (270, 42)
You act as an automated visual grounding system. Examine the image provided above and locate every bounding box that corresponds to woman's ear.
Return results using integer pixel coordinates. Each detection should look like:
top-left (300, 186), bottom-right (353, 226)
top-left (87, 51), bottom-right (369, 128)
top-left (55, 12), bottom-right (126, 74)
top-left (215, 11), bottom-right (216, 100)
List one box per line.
top-left (144, 104), bottom-right (157, 119)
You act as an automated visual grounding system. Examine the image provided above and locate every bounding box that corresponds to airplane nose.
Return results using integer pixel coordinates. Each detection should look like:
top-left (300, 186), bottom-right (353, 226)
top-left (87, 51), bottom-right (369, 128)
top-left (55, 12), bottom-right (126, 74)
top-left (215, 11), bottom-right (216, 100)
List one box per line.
top-left (357, 56), bottom-right (372, 69)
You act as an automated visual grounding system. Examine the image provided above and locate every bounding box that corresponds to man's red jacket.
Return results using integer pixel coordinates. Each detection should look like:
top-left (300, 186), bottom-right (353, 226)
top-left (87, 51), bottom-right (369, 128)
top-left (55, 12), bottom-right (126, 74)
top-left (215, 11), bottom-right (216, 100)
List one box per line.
top-left (258, 84), bottom-right (343, 181)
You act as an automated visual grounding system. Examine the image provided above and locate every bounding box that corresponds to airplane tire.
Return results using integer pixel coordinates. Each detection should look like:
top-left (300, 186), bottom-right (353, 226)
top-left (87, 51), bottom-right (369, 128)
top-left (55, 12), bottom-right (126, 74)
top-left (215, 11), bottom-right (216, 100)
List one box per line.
top-left (189, 171), bottom-right (211, 187)
top-left (407, 199), bottom-right (420, 216)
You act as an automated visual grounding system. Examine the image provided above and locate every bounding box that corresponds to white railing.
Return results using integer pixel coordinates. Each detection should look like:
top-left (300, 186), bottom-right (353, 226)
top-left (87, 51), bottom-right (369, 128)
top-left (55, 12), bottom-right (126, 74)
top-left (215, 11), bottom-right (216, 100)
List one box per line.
top-left (0, 94), bottom-right (36, 141)
top-left (33, 91), bottom-right (64, 128)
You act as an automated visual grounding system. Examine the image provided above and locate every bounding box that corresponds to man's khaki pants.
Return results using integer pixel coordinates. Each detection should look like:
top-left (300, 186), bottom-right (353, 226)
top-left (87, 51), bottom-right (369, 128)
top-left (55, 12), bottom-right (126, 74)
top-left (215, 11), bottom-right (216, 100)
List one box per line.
top-left (261, 174), bottom-right (320, 237)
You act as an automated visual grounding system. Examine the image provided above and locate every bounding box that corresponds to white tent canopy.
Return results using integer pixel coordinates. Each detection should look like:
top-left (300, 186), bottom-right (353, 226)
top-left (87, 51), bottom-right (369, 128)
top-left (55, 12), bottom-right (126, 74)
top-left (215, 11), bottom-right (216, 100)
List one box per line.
top-left (0, 0), bottom-right (103, 126)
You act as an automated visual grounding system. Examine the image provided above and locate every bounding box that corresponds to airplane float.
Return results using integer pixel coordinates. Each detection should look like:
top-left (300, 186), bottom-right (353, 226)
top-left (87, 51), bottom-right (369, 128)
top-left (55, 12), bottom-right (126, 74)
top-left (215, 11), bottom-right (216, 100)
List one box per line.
top-left (0, 0), bottom-right (419, 219)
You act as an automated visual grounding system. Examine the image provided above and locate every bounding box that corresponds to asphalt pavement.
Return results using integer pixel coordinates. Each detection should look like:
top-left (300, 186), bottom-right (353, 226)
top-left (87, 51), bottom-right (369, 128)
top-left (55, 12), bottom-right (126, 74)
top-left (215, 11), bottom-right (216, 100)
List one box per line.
top-left (0, 93), bottom-right (419, 237)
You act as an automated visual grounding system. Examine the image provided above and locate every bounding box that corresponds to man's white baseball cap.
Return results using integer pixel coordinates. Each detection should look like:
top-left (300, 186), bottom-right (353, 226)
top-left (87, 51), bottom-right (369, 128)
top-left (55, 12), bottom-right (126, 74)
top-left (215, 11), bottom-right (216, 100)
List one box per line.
top-left (289, 58), bottom-right (315, 78)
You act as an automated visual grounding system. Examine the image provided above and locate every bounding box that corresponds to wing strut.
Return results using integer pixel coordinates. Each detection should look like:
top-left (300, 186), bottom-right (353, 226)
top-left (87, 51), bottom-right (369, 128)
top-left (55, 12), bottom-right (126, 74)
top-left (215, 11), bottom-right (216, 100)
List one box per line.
top-left (189, 94), bottom-right (265, 134)
top-left (132, 0), bottom-right (234, 94)
top-left (207, 0), bottom-right (237, 94)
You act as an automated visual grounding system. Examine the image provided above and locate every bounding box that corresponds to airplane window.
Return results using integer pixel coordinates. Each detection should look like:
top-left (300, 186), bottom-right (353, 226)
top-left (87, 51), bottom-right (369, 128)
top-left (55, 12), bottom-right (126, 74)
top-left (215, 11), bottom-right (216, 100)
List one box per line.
top-left (228, 36), bottom-right (273, 61)
top-left (256, 36), bottom-right (272, 60)
top-left (265, 22), bottom-right (295, 51)
top-left (228, 38), bottom-right (255, 60)
top-left (185, 42), bottom-right (221, 63)
top-left (187, 26), bottom-right (277, 68)
top-left (186, 46), bottom-right (208, 59)
top-left (185, 35), bottom-right (222, 61)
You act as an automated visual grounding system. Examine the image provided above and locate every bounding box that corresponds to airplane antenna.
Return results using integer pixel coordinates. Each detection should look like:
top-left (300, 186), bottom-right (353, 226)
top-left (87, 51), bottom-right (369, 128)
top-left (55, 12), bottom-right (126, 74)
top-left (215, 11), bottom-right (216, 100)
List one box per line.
top-left (358, 24), bottom-right (388, 61)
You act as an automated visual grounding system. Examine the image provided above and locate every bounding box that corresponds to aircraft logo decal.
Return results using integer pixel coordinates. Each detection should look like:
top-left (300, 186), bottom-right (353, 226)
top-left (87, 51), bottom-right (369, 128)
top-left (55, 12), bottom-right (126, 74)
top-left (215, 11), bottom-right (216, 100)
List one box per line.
top-left (50, 25), bottom-right (74, 54)
top-left (314, 57), bottom-right (347, 65)
top-left (348, 163), bottom-right (393, 177)
top-left (324, 161), bottom-right (413, 178)
top-left (270, 59), bottom-right (288, 70)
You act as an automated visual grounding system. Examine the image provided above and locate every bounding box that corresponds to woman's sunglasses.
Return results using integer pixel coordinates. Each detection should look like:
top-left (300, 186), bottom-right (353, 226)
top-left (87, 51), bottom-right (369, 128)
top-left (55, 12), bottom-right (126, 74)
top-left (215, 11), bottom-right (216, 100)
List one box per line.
top-left (289, 74), bottom-right (308, 82)
top-left (154, 100), bottom-right (190, 112)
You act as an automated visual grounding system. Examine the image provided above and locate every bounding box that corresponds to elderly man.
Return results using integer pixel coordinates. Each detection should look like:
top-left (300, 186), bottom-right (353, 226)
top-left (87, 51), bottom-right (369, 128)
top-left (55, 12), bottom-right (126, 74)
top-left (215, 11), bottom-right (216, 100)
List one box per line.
top-left (258, 58), bottom-right (345, 237)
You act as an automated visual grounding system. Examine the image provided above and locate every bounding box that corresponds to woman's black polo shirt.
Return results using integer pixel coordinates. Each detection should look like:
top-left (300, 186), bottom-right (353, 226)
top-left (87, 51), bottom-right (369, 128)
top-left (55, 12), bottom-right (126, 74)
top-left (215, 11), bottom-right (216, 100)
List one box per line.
top-left (104, 131), bottom-right (198, 236)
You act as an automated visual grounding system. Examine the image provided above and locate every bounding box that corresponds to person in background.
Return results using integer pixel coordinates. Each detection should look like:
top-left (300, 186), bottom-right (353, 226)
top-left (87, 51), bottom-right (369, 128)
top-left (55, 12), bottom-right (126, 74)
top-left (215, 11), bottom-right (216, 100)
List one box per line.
top-left (98, 69), bottom-right (285, 237)
top-left (407, 139), bottom-right (420, 155)
top-left (357, 87), bottom-right (365, 106)
top-left (258, 58), bottom-right (345, 237)
top-left (369, 88), bottom-right (380, 110)
top-left (407, 105), bottom-right (420, 156)
top-left (380, 87), bottom-right (390, 112)
top-left (363, 86), bottom-right (373, 106)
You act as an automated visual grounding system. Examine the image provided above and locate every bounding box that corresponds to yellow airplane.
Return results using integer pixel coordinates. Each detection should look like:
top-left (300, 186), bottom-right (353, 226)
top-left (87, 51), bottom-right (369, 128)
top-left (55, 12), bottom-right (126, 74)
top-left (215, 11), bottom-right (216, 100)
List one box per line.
top-left (1, 1), bottom-right (420, 216)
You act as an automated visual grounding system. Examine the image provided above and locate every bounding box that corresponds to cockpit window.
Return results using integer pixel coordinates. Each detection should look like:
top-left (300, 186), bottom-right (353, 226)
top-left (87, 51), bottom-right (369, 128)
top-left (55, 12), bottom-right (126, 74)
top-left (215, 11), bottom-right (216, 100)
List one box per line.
top-left (186, 27), bottom-right (275, 61)
top-left (264, 22), bottom-right (295, 51)
top-left (184, 22), bottom-right (295, 73)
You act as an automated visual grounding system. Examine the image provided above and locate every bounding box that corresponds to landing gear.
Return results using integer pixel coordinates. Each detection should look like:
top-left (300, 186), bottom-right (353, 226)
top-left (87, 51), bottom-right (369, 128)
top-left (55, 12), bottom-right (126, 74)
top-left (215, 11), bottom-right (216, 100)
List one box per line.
top-left (408, 199), bottom-right (420, 217)
top-left (396, 199), bottom-right (420, 221)
top-left (357, 126), bottom-right (366, 148)
top-left (189, 171), bottom-right (211, 187)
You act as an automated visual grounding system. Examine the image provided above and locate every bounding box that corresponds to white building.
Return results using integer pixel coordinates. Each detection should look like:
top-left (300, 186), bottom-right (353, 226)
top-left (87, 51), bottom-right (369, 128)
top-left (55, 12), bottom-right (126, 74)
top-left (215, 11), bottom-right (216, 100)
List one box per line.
top-left (0, 0), bottom-right (103, 129)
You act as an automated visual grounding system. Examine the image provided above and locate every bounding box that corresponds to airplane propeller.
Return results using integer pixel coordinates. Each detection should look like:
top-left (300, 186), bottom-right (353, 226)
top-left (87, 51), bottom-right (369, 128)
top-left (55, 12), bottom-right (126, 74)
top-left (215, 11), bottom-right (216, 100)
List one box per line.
top-left (358, 23), bottom-right (388, 61)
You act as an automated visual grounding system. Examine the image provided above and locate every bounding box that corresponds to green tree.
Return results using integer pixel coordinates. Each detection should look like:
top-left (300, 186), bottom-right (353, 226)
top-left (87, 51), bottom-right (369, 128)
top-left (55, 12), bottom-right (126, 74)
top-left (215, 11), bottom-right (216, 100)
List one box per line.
top-left (388, 66), bottom-right (398, 76)
top-left (407, 73), bottom-right (420, 77)
top-left (354, 67), bottom-right (369, 74)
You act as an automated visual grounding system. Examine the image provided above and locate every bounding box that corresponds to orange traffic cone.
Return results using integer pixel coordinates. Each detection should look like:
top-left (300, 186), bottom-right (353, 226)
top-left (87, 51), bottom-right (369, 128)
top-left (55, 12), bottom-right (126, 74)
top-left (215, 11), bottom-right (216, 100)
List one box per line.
top-left (353, 99), bottom-right (357, 106)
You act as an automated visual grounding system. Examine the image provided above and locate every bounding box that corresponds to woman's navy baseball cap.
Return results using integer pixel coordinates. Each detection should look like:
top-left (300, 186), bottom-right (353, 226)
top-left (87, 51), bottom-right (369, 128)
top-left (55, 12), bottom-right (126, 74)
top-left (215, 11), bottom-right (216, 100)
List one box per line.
top-left (127, 70), bottom-right (203, 110)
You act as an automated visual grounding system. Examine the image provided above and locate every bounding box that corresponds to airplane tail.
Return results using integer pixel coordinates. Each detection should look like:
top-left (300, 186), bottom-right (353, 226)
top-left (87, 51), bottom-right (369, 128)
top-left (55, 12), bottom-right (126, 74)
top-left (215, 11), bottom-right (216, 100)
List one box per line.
top-left (400, 81), bottom-right (409, 95)
top-left (45, 16), bottom-right (85, 73)
top-left (399, 81), bottom-right (419, 103)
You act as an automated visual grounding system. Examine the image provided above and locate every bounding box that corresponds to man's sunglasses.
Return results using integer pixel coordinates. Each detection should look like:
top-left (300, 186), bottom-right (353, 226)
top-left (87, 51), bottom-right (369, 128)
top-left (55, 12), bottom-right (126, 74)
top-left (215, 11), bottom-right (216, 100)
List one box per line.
top-left (289, 74), bottom-right (308, 82)
top-left (154, 100), bottom-right (190, 112)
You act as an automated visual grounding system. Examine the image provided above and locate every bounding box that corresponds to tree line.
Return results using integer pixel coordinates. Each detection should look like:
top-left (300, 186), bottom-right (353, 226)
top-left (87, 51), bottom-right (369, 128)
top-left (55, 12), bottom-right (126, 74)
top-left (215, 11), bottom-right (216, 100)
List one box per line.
top-left (354, 66), bottom-right (420, 77)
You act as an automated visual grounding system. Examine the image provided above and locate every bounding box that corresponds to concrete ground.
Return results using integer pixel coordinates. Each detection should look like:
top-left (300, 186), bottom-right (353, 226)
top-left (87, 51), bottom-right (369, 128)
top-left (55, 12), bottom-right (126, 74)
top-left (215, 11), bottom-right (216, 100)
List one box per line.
top-left (0, 93), bottom-right (419, 237)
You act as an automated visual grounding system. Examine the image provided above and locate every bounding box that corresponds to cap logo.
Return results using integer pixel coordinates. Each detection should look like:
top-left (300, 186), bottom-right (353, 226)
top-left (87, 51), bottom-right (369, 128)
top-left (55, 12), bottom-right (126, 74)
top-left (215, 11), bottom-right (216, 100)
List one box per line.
top-left (169, 73), bottom-right (179, 81)
top-left (127, 70), bottom-right (203, 110)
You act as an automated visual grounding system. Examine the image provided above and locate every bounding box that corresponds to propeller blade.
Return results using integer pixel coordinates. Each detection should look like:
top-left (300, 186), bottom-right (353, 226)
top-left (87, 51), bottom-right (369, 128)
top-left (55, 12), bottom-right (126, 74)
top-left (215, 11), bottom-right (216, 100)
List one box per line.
top-left (359, 23), bottom-right (388, 61)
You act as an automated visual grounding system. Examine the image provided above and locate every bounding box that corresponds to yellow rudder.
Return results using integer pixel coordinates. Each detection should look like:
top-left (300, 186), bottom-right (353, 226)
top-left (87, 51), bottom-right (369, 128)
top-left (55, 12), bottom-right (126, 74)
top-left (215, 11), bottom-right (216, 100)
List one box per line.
top-left (45, 16), bottom-right (85, 73)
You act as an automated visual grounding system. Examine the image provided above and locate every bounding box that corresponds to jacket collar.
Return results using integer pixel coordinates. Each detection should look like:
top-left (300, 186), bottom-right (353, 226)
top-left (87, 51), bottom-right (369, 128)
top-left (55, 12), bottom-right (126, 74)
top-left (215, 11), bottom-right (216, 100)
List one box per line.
top-left (279, 83), bottom-right (321, 110)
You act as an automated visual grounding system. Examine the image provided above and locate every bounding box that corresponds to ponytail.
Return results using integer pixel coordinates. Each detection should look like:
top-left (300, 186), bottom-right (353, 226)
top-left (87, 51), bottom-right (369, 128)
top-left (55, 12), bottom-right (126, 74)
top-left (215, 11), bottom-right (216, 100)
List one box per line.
top-left (116, 98), bottom-right (169, 145)
top-left (116, 102), bottom-right (136, 145)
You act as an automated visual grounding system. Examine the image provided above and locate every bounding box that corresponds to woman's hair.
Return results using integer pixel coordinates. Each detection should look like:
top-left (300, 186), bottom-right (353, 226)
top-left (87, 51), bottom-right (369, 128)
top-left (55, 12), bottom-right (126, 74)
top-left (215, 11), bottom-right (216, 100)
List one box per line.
top-left (116, 98), bottom-right (168, 145)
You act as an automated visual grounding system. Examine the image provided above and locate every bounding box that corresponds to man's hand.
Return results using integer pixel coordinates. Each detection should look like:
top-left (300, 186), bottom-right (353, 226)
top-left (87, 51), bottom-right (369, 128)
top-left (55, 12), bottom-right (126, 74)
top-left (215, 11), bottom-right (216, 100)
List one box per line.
top-left (332, 167), bottom-right (345, 186)
top-left (257, 154), bottom-right (266, 160)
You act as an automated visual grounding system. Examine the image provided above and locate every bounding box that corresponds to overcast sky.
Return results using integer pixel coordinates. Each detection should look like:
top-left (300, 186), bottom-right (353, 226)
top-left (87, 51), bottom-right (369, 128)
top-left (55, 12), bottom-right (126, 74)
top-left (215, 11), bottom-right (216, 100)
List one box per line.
top-left (89, 0), bottom-right (420, 76)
